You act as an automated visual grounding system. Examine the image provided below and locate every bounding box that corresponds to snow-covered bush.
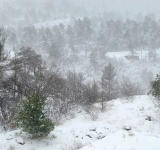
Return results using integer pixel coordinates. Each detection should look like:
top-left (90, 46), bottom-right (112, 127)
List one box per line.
top-left (120, 76), bottom-right (142, 99)
top-left (84, 105), bottom-right (98, 121)
top-left (60, 140), bottom-right (84, 150)
top-left (15, 93), bottom-right (54, 138)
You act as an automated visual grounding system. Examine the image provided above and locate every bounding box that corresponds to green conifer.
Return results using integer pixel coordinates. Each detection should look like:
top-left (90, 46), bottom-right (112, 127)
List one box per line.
top-left (150, 74), bottom-right (160, 100)
top-left (15, 93), bottom-right (54, 138)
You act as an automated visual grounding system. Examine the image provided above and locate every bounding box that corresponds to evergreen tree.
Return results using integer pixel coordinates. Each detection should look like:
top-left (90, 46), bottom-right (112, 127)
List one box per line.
top-left (150, 74), bottom-right (160, 100)
top-left (101, 63), bottom-right (116, 101)
top-left (15, 93), bottom-right (54, 138)
top-left (90, 49), bottom-right (99, 72)
top-left (74, 19), bottom-right (84, 46)
top-left (66, 25), bottom-right (75, 48)
top-left (83, 17), bottom-right (93, 41)
top-left (22, 26), bottom-right (37, 47)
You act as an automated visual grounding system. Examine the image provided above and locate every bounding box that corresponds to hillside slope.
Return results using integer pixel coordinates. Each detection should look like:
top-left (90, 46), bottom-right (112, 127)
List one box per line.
top-left (0, 95), bottom-right (160, 150)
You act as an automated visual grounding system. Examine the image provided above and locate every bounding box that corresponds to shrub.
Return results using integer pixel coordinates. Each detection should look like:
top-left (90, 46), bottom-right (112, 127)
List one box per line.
top-left (150, 74), bottom-right (160, 99)
top-left (15, 93), bottom-right (54, 138)
top-left (60, 140), bottom-right (84, 150)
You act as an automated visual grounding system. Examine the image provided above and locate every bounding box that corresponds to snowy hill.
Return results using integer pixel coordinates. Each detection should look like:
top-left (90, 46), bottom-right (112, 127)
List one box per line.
top-left (0, 95), bottom-right (160, 150)
top-left (80, 130), bottom-right (160, 150)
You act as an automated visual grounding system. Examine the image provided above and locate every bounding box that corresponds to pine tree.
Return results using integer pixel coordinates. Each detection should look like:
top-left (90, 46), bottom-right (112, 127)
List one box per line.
top-left (15, 93), bottom-right (54, 138)
top-left (90, 49), bottom-right (98, 72)
top-left (150, 74), bottom-right (160, 100)
top-left (101, 63), bottom-right (116, 101)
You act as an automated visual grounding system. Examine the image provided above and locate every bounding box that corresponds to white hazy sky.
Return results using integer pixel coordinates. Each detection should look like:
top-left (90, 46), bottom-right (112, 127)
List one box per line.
top-left (73, 0), bottom-right (160, 13)
top-left (68, 0), bottom-right (160, 13)
top-left (0, 0), bottom-right (160, 15)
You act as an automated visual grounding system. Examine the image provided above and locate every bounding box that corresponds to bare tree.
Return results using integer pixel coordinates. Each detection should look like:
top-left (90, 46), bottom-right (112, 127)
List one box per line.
top-left (120, 76), bottom-right (141, 99)
top-left (100, 89), bottom-right (106, 112)
top-left (0, 29), bottom-right (6, 62)
top-left (0, 28), bottom-right (13, 130)
top-left (67, 71), bottom-right (84, 104)
top-left (6, 47), bottom-right (58, 98)
top-left (83, 81), bottom-right (99, 105)
top-left (148, 48), bottom-right (157, 62)
top-left (6, 47), bottom-right (74, 124)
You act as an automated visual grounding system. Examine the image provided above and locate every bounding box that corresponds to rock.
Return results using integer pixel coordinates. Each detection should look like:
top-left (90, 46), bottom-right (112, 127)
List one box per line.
top-left (89, 127), bottom-right (96, 132)
top-left (75, 135), bottom-right (78, 138)
top-left (86, 132), bottom-right (97, 139)
top-left (16, 137), bottom-right (25, 145)
top-left (74, 131), bottom-right (80, 138)
top-left (124, 126), bottom-right (131, 131)
top-left (5, 134), bottom-right (14, 140)
top-left (145, 116), bottom-right (151, 121)
top-left (86, 134), bottom-right (92, 138)
top-left (97, 135), bottom-right (105, 139)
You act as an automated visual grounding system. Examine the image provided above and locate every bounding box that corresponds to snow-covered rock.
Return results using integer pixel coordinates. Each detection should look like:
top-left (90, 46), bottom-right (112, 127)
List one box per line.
top-left (124, 126), bottom-right (132, 131)
top-left (16, 137), bottom-right (25, 145)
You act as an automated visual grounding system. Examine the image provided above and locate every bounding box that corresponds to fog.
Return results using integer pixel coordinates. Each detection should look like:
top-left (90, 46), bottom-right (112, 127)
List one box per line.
top-left (0, 0), bottom-right (159, 12)
top-left (1, 0), bottom-right (160, 143)
top-left (0, 0), bottom-right (160, 21)
top-left (70, 0), bottom-right (160, 13)
top-left (0, 0), bottom-right (160, 96)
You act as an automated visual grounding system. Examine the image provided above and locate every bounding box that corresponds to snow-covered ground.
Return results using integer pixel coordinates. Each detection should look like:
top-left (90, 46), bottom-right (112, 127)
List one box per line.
top-left (107, 49), bottom-right (149, 60)
top-left (0, 95), bottom-right (160, 150)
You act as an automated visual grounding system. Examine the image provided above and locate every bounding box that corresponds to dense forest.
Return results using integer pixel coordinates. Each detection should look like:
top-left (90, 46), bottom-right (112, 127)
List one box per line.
top-left (5, 15), bottom-right (160, 52)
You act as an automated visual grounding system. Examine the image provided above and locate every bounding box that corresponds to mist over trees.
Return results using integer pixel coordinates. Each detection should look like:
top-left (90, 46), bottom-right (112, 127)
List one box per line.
top-left (0, 0), bottom-right (160, 135)
top-left (1, 0), bottom-right (160, 26)
top-left (4, 15), bottom-right (160, 53)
